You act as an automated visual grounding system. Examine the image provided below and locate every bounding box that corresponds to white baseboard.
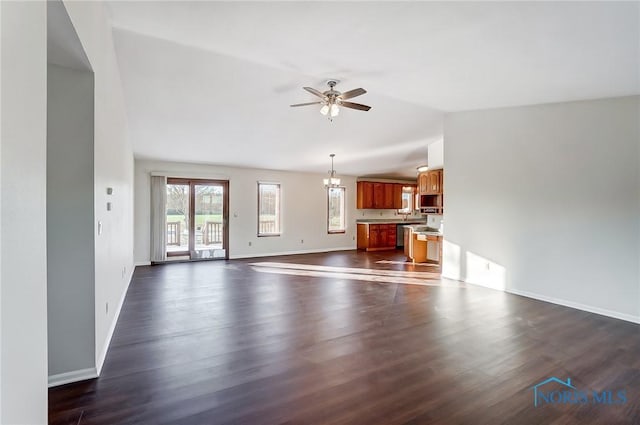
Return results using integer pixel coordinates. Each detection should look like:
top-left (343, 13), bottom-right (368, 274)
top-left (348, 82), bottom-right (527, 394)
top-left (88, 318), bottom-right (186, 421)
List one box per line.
top-left (137, 247), bottom-right (358, 263)
top-left (230, 246), bottom-right (355, 260)
top-left (48, 367), bottom-right (97, 388)
top-left (506, 288), bottom-right (640, 324)
top-left (95, 266), bottom-right (134, 376)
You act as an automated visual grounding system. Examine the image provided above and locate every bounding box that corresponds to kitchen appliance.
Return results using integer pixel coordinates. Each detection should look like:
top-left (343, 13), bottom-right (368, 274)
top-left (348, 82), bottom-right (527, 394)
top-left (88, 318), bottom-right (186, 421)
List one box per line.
top-left (403, 226), bottom-right (414, 259)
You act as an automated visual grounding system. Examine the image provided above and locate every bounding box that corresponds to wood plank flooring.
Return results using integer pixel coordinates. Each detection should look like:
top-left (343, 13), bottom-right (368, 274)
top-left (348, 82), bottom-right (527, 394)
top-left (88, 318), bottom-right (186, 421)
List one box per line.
top-left (49, 250), bottom-right (640, 424)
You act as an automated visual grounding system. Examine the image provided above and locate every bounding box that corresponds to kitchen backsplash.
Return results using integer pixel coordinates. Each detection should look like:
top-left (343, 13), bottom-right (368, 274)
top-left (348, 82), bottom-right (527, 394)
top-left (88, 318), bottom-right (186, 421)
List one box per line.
top-left (357, 209), bottom-right (423, 220)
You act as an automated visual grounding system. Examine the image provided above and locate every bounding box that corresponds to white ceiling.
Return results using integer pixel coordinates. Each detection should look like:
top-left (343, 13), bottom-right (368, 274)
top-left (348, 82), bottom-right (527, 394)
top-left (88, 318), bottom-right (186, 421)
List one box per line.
top-left (107, 1), bottom-right (639, 177)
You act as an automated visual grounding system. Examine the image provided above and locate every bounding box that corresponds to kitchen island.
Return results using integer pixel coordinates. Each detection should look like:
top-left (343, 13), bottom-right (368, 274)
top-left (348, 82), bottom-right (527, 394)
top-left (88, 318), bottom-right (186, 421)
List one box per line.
top-left (356, 219), bottom-right (426, 251)
top-left (403, 225), bottom-right (443, 264)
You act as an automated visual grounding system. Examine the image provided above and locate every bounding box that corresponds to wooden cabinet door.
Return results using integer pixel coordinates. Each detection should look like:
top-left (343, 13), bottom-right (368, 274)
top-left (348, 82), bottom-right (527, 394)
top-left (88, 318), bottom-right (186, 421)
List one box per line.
top-left (393, 184), bottom-right (403, 209)
top-left (357, 182), bottom-right (374, 209)
top-left (418, 173), bottom-right (429, 195)
top-left (387, 224), bottom-right (397, 247)
top-left (438, 170), bottom-right (444, 194)
top-left (383, 183), bottom-right (394, 209)
top-left (369, 224), bottom-right (380, 247)
top-left (372, 183), bottom-right (384, 208)
top-left (426, 171), bottom-right (441, 194)
top-left (356, 224), bottom-right (368, 249)
top-left (377, 224), bottom-right (388, 247)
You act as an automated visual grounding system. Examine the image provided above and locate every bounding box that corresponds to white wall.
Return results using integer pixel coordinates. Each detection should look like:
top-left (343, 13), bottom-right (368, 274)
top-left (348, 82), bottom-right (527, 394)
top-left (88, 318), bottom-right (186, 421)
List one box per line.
top-left (0, 1), bottom-right (48, 423)
top-left (47, 64), bottom-right (95, 376)
top-left (427, 139), bottom-right (444, 169)
top-left (135, 160), bottom-right (357, 263)
top-left (443, 96), bottom-right (640, 322)
top-left (62, 1), bottom-right (134, 375)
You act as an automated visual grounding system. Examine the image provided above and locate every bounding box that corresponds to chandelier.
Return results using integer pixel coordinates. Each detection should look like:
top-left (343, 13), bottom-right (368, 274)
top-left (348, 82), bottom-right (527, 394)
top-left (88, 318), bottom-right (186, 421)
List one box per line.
top-left (323, 154), bottom-right (341, 188)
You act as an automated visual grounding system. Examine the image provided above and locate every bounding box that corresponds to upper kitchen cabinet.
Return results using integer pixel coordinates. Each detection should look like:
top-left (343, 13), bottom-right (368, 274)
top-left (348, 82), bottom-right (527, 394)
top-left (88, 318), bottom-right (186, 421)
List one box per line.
top-left (418, 173), bottom-right (429, 194)
top-left (357, 181), bottom-right (374, 209)
top-left (393, 184), bottom-right (403, 209)
top-left (357, 181), bottom-right (414, 209)
top-left (418, 170), bottom-right (443, 195)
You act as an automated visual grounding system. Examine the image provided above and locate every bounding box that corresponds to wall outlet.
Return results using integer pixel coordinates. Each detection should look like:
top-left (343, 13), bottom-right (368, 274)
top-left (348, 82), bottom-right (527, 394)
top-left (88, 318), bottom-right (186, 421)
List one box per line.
top-left (352, 236), bottom-right (355, 241)
top-left (248, 241), bottom-right (252, 246)
top-left (301, 239), bottom-right (304, 244)
top-left (97, 221), bottom-right (102, 235)
top-left (105, 302), bottom-right (109, 315)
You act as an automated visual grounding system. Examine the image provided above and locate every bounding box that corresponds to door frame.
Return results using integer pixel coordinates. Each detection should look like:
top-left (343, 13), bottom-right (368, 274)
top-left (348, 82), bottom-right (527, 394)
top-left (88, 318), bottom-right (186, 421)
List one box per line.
top-left (166, 177), bottom-right (229, 260)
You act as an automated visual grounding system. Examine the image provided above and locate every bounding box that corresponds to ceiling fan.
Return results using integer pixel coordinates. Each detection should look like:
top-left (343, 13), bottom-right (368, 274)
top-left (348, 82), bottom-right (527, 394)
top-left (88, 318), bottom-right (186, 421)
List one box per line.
top-left (290, 80), bottom-right (371, 120)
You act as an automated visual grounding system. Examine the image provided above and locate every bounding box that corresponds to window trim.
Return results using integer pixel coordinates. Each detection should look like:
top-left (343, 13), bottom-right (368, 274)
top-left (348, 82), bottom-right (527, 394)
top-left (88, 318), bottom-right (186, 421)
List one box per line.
top-left (327, 186), bottom-right (346, 234)
top-left (257, 181), bottom-right (281, 237)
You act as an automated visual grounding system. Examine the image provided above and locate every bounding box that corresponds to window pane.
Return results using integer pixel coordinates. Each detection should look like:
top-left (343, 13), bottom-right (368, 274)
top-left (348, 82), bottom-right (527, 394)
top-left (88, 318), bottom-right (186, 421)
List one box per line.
top-left (166, 183), bottom-right (189, 254)
top-left (399, 186), bottom-right (413, 213)
top-left (328, 187), bottom-right (345, 233)
top-left (258, 183), bottom-right (280, 236)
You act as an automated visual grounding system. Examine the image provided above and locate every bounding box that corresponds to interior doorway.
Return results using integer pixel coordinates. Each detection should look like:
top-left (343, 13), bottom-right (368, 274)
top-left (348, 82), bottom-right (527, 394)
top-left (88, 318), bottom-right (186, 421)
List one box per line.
top-left (166, 178), bottom-right (229, 260)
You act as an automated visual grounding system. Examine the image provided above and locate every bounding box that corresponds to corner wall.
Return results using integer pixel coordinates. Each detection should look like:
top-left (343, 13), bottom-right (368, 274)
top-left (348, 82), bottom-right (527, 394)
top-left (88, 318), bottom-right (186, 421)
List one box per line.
top-left (47, 64), bottom-right (95, 377)
top-left (0, 1), bottom-right (48, 423)
top-left (443, 96), bottom-right (640, 322)
top-left (135, 160), bottom-right (356, 263)
top-left (61, 1), bottom-right (134, 377)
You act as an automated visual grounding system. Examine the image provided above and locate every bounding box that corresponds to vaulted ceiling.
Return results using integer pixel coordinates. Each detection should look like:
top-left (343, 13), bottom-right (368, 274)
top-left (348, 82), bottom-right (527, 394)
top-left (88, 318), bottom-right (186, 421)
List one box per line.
top-left (107, 1), bottom-right (639, 177)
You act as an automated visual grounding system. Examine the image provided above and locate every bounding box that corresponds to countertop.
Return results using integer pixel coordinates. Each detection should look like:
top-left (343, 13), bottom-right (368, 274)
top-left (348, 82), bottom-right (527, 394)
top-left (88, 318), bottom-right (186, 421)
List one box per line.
top-left (405, 224), bottom-right (443, 237)
top-left (356, 219), bottom-right (427, 225)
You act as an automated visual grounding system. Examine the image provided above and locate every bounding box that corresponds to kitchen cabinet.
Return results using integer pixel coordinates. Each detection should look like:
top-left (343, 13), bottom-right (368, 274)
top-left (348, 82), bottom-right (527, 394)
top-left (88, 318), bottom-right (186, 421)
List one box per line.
top-left (357, 182), bottom-right (412, 209)
top-left (426, 235), bottom-right (442, 263)
top-left (357, 223), bottom-right (397, 251)
top-left (418, 173), bottom-right (428, 195)
top-left (383, 184), bottom-right (394, 209)
top-left (410, 233), bottom-right (442, 263)
top-left (357, 181), bottom-right (375, 209)
top-left (418, 170), bottom-right (442, 195)
top-left (393, 184), bottom-right (403, 209)
top-left (373, 183), bottom-right (384, 208)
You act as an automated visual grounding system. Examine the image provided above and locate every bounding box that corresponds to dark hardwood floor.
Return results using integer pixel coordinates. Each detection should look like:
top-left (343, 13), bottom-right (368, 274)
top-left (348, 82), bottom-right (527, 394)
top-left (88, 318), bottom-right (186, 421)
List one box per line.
top-left (49, 250), bottom-right (640, 424)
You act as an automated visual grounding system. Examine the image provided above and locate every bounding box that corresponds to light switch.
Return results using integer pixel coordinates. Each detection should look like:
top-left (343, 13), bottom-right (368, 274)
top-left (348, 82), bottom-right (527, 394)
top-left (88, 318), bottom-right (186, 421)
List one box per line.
top-left (107, 202), bottom-right (112, 211)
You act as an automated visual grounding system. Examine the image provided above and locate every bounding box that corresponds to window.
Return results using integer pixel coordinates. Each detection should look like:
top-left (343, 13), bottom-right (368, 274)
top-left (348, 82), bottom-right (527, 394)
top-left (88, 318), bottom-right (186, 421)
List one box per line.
top-left (327, 187), bottom-right (345, 234)
top-left (398, 186), bottom-right (414, 214)
top-left (258, 182), bottom-right (281, 236)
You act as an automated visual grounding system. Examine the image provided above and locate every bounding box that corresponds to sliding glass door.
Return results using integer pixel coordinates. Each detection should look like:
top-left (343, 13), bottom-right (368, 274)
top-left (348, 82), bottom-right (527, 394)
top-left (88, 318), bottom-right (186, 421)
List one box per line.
top-left (166, 178), bottom-right (228, 260)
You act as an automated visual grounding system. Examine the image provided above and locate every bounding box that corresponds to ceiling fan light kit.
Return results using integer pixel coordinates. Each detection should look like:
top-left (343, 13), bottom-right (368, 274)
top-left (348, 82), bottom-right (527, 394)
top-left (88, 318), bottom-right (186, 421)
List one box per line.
top-left (291, 80), bottom-right (371, 121)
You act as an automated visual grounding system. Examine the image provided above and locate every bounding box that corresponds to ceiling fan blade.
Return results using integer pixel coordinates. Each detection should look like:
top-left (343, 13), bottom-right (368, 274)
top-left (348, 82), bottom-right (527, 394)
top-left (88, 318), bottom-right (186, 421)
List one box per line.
top-left (340, 101), bottom-right (371, 111)
top-left (290, 101), bottom-right (323, 107)
top-left (303, 87), bottom-right (327, 99)
top-left (339, 88), bottom-right (366, 100)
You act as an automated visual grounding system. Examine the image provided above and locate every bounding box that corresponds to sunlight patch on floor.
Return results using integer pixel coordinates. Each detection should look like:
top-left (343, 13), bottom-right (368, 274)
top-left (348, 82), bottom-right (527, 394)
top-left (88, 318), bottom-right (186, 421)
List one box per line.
top-left (248, 262), bottom-right (459, 287)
